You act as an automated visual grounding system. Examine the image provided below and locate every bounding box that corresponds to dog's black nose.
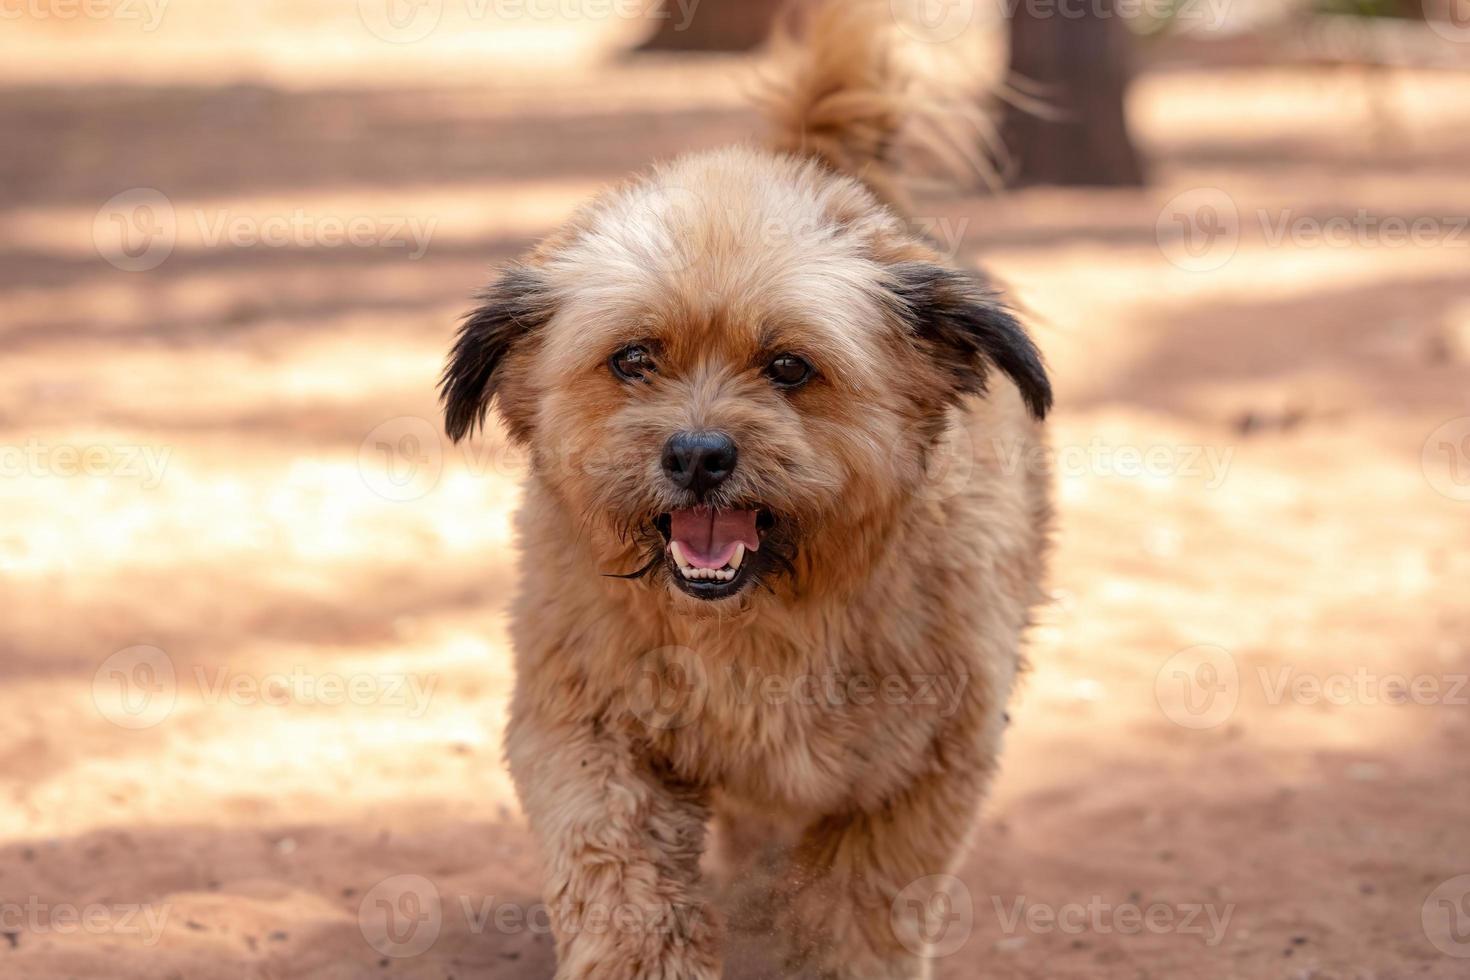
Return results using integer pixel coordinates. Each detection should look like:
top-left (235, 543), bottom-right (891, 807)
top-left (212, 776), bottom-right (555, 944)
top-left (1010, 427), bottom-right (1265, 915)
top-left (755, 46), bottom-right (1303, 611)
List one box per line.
top-left (662, 431), bottom-right (737, 495)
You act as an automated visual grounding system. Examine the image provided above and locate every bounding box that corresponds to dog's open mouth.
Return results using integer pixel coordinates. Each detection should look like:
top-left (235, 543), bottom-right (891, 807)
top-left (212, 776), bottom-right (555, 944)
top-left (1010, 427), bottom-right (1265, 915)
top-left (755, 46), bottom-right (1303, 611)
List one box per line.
top-left (654, 506), bottom-right (772, 600)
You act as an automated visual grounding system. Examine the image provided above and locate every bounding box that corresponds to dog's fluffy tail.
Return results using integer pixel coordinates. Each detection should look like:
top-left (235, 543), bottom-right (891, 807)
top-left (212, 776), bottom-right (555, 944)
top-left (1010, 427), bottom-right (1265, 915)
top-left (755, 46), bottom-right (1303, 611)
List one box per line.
top-left (761, 1), bottom-right (908, 208)
top-left (761, 1), bottom-right (992, 212)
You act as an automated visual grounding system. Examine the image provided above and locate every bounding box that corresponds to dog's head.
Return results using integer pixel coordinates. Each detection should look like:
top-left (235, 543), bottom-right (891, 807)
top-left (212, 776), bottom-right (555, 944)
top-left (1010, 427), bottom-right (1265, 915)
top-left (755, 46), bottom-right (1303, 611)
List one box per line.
top-left (442, 148), bottom-right (1049, 610)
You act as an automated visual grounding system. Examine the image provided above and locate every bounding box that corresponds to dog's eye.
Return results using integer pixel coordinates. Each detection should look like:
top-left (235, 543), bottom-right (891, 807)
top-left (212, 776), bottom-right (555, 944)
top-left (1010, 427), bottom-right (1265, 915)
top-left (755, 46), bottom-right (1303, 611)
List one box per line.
top-left (610, 344), bottom-right (656, 382)
top-left (766, 353), bottom-right (813, 389)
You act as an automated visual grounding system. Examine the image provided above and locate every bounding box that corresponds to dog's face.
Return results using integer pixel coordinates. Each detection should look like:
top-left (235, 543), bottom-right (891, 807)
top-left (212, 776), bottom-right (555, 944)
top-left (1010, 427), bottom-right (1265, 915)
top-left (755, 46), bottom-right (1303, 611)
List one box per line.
top-left (442, 149), bottom-right (1049, 610)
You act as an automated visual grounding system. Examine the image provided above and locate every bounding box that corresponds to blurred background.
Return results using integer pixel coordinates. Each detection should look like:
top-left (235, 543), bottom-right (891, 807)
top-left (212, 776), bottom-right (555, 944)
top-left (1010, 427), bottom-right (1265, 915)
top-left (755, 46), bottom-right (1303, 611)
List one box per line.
top-left (3, 0), bottom-right (1469, 977)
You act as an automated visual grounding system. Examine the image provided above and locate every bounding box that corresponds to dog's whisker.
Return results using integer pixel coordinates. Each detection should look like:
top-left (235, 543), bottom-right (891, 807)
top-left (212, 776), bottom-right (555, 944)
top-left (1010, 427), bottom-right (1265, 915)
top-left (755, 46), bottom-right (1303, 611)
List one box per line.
top-left (601, 551), bottom-right (662, 581)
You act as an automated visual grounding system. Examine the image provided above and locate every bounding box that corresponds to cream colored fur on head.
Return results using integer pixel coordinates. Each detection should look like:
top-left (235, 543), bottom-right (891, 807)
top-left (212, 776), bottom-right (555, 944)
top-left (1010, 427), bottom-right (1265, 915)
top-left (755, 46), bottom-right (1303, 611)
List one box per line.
top-left (439, 3), bottom-right (1053, 977)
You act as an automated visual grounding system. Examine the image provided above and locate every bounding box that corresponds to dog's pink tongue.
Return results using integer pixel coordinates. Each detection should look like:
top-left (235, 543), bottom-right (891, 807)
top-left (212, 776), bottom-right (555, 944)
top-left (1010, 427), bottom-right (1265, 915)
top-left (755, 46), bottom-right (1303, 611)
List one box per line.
top-left (669, 507), bottom-right (759, 569)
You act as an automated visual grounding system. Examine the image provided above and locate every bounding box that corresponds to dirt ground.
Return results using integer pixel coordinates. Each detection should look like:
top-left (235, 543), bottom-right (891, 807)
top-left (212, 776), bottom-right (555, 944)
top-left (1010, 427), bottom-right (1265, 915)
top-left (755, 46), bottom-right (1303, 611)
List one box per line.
top-left (3, 9), bottom-right (1470, 979)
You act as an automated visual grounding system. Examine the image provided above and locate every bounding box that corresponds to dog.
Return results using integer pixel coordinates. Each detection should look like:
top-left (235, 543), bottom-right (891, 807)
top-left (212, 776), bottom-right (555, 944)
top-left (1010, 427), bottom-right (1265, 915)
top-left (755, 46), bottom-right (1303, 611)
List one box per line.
top-left (440, 4), bottom-right (1052, 977)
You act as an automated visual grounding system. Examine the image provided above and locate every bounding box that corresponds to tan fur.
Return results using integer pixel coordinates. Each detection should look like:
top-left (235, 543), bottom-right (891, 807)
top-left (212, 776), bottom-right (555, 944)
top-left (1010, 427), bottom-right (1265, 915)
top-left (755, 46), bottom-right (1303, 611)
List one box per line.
top-left (761, 1), bottom-right (910, 210)
top-left (446, 6), bottom-right (1052, 978)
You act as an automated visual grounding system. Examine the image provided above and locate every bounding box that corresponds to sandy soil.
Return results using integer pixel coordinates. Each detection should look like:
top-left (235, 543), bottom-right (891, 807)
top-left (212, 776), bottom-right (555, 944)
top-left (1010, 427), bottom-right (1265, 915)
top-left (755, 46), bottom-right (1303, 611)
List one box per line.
top-left (3, 12), bottom-right (1470, 979)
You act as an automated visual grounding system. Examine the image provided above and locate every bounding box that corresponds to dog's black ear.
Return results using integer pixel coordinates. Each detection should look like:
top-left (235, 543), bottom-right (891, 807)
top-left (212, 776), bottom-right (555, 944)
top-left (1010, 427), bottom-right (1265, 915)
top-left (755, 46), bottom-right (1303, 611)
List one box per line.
top-left (887, 263), bottom-right (1052, 420)
top-left (441, 265), bottom-right (553, 443)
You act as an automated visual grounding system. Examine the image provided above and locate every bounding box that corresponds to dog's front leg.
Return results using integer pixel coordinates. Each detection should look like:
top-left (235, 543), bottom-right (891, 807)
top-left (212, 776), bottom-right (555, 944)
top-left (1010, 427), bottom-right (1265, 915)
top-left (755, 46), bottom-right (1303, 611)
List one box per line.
top-left (506, 710), bottom-right (721, 980)
top-left (782, 770), bottom-right (988, 980)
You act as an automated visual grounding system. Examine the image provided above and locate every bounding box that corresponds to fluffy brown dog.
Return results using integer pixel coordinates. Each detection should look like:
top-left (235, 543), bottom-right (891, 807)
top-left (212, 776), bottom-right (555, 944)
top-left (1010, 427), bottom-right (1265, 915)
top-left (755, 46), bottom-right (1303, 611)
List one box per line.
top-left (440, 5), bottom-right (1052, 977)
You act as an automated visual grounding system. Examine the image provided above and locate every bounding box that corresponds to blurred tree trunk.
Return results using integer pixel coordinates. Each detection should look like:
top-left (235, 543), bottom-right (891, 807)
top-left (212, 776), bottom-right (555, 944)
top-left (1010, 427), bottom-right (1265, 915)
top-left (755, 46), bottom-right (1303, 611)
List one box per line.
top-left (636, 0), bottom-right (787, 52)
top-left (1001, 1), bottom-right (1146, 186)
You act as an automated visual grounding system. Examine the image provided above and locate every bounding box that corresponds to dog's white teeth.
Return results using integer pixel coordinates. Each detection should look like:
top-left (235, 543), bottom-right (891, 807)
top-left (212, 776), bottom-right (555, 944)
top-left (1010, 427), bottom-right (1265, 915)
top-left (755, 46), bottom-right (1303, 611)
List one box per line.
top-left (671, 550), bottom-right (738, 584)
top-left (670, 539), bottom-right (742, 583)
